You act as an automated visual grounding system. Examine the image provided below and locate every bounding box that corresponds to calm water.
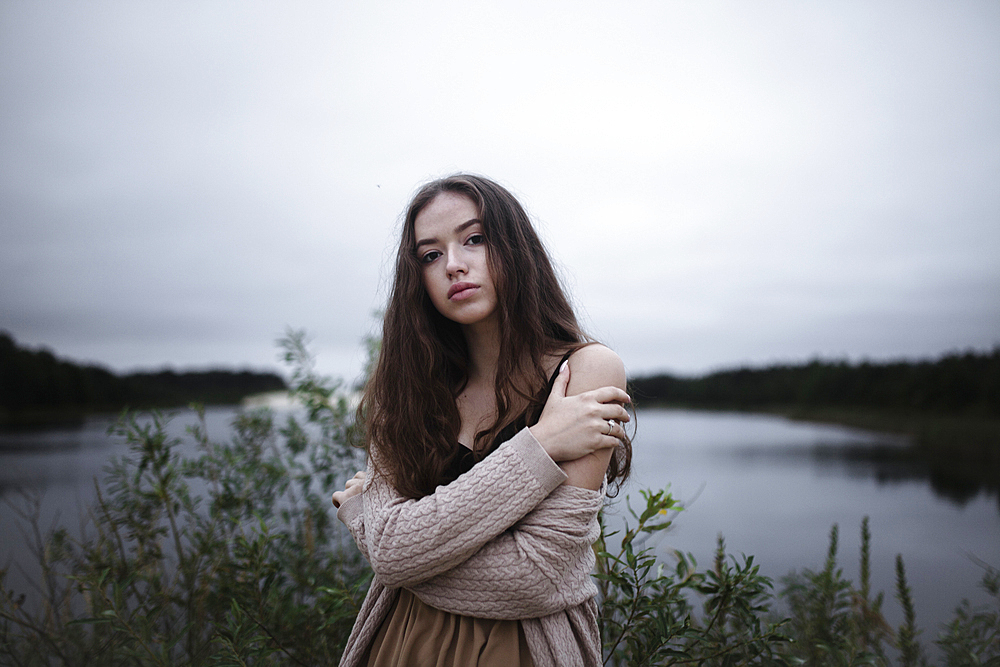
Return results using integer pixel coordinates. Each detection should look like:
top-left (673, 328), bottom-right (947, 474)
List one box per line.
top-left (1, 407), bottom-right (997, 649)
top-left (613, 409), bottom-right (999, 647)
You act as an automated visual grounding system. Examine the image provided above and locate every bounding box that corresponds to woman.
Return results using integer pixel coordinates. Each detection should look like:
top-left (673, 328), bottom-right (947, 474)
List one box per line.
top-left (333, 174), bottom-right (632, 667)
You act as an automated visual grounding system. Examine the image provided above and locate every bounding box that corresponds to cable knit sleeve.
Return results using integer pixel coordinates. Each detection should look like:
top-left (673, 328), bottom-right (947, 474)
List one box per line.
top-left (408, 483), bottom-right (604, 619)
top-left (355, 426), bottom-right (568, 588)
top-left (336, 491), bottom-right (368, 561)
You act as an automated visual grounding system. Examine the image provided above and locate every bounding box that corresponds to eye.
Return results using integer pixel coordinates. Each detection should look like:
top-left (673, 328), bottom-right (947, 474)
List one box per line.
top-left (466, 233), bottom-right (485, 246)
top-left (420, 250), bottom-right (442, 264)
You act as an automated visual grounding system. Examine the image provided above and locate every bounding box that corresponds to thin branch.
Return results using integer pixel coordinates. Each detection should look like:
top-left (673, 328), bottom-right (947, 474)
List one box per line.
top-left (240, 606), bottom-right (311, 667)
top-left (0, 609), bottom-right (73, 667)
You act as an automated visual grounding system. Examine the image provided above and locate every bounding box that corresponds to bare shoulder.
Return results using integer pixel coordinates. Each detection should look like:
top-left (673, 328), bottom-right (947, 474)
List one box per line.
top-left (565, 344), bottom-right (627, 395)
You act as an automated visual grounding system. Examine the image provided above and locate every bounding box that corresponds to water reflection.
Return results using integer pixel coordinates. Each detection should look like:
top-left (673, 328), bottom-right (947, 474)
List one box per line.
top-left (725, 436), bottom-right (999, 511)
top-left (814, 443), bottom-right (999, 510)
top-left (0, 416), bottom-right (118, 492)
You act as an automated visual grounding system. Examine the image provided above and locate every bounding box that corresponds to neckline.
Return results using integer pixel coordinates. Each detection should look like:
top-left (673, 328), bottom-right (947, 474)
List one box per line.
top-left (455, 349), bottom-right (575, 451)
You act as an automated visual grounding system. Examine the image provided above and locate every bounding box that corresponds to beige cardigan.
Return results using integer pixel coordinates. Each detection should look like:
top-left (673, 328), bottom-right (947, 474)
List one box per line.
top-left (336, 426), bottom-right (604, 667)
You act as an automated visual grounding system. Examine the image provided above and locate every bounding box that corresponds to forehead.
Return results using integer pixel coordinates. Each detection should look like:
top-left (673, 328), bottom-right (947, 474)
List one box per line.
top-left (413, 192), bottom-right (480, 240)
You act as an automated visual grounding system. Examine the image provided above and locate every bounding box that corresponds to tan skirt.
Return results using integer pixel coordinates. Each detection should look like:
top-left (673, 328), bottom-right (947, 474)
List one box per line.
top-left (365, 588), bottom-right (534, 667)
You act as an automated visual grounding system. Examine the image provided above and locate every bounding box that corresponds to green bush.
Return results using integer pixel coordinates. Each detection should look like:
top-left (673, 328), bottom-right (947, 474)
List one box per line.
top-left (596, 489), bottom-right (790, 665)
top-left (936, 562), bottom-right (1000, 667)
top-left (0, 332), bottom-right (368, 665)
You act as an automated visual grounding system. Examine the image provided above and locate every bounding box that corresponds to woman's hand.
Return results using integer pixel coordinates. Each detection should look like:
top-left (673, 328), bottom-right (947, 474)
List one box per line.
top-left (332, 470), bottom-right (366, 508)
top-left (529, 354), bottom-right (630, 464)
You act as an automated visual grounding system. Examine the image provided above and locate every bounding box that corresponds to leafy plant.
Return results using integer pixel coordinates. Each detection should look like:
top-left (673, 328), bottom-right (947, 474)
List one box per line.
top-left (935, 560), bottom-right (1000, 666)
top-left (0, 330), bottom-right (368, 665)
top-left (778, 517), bottom-right (942, 666)
top-left (896, 554), bottom-right (926, 667)
top-left (781, 523), bottom-right (876, 665)
top-left (596, 489), bottom-right (790, 666)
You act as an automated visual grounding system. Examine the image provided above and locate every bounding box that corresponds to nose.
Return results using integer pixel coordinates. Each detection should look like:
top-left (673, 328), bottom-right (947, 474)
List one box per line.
top-left (445, 248), bottom-right (467, 277)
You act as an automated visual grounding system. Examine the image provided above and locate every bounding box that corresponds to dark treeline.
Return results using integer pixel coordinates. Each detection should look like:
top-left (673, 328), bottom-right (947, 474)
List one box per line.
top-left (630, 348), bottom-right (1000, 417)
top-left (1, 332), bottom-right (286, 424)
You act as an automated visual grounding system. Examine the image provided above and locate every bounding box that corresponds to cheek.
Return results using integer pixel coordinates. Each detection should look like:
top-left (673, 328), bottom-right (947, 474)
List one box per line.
top-left (421, 269), bottom-right (444, 305)
top-left (484, 260), bottom-right (501, 295)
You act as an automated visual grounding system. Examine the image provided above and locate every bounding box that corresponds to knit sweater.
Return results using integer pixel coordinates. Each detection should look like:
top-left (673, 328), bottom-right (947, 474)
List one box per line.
top-left (336, 426), bottom-right (605, 667)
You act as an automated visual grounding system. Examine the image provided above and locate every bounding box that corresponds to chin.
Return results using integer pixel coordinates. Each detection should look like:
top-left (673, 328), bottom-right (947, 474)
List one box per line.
top-left (450, 308), bottom-right (498, 328)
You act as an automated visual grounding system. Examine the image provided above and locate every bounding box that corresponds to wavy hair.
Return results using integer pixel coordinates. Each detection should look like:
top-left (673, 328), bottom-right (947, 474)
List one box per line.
top-left (359, 174), bottom-right (630, 499)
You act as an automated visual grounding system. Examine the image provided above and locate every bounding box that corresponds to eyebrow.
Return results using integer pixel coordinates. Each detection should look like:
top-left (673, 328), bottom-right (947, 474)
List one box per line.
top-left (415, 219), bottom-right (481, 249)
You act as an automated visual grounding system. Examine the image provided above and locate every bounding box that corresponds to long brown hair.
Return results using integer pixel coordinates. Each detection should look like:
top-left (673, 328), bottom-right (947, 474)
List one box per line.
top-left (359, 174), bottom-right (631, 499)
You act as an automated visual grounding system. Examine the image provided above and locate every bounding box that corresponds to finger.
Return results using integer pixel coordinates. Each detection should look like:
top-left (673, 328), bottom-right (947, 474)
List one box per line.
top-left (353, 471), bottom-right (366, 480)
top-left (598, 434), bottom-right (622, 449)
top-left (332, 492), bottom-right (342, 508)
top-left (595, 417), bottom-right (629, 441)
top-left (586, 386), bottom-right (631, 405)
top-left (546, 360), bottom-right (571, 403)
top-left (598, 404), bottom-right (632, 423)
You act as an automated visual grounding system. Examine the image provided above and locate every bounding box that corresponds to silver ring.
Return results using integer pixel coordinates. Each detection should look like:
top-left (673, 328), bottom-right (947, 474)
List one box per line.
top-left (606, 419), bottom-right (614, 436)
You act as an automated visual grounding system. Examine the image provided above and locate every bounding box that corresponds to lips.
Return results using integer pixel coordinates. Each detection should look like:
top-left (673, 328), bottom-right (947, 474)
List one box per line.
top-left (447, 282), bottom-right (479, 300)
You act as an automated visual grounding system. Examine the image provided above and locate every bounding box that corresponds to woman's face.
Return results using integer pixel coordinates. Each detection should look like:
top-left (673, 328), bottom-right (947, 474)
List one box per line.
top-left (413, 192), bottom-right (499, 328)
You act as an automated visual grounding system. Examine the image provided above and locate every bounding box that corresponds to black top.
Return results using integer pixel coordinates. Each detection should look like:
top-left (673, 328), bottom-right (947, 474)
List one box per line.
top-left (438, 350), bottom-right (574, 487)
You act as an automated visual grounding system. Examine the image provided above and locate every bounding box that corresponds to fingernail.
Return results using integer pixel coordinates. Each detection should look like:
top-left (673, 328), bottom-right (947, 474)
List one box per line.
top-left (559, 361), bottom-right (568, 373)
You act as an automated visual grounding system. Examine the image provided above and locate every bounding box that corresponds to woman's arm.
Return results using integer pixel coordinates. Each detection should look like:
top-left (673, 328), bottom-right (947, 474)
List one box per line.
top-left (336, 481), bottom-right (369, 560)
top-left (356, 427), bottom-right (569, 588)
top-left (528, 346), bottom-right (631, 470)
top-left (335, 447), bottom-right (569, 585)
top-left (335, 345), bottom-right (630, 589)
top-left (340, 468), bottom-right (607, 619)
top-left (553, 344), bottom-right (629, 490)
top-left (340, 476), bottom-right (602, 619)
top-left (408, 483), bottom-right (604, 619)
top-left (407, 347), bottom-right (629, 617)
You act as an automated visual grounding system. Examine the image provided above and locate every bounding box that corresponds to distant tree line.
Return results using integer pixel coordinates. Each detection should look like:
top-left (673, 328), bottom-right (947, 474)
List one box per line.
top-left (0, 331), bottom-right (286, 421)
top-left (630, 348), bottom-right (1000, 417)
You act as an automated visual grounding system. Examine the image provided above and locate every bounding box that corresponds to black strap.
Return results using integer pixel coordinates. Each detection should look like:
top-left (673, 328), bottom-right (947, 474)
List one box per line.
top-left (439, 349), bottom-right (576, 486)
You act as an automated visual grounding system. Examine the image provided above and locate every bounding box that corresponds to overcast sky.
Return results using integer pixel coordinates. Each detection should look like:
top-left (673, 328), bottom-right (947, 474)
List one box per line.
top-left (2, 0), bottom-right (998, 383)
